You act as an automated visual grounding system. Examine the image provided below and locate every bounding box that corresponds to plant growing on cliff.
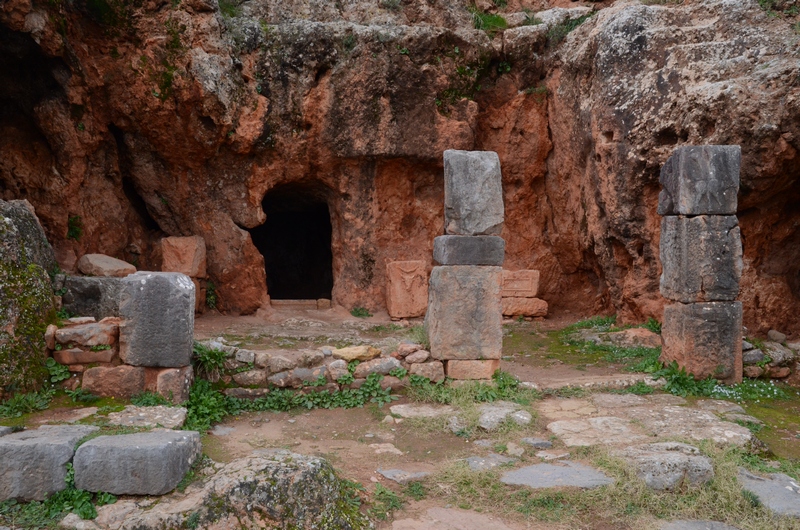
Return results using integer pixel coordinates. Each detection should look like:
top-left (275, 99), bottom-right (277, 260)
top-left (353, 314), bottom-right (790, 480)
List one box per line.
top-left (547, 12), bottom-right (595, 47)
top-left (67, 215), bottom-right (83, 241)
top-left (45, 358), bottom-right (70, 383)
top-left (469, 8), bottom-right (508, 34)
top-left (218, 0), bottom-right (241, 18)
top-left (380, 0), bottom-right (402, 10)
top-left (206, 282), bottom-right (217, 309)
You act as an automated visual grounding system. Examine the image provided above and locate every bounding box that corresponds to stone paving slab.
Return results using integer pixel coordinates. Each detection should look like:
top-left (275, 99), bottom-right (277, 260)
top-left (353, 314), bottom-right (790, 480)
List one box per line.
top-left (106, 405), bottom-right (187, 429)
top-left (390, 404), bottom-right (455, 418)
top-left (466, 453), bottom-right (515, 471)
top-left (614, 442), bottom-right (714, 491)
top-left (378, 468), bottom-right (431, 484)
top-left (392, 507), bottom-right (521, 530)
top-left (500, 461), bottom-right (614, 489)
top-left (547, 416), bottom-right (648, 447)
top-left (624, 406), bottom-right (753, 447)
top-left (0, 427), bottom-right (11, 437)
top-left (738, 468), bottom-right (800, 517)
top-left (0, 425), bottom-right (98, 501)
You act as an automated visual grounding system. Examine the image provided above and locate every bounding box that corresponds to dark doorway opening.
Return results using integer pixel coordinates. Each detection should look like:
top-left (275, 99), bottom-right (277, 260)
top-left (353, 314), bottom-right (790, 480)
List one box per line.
top-left (249, 184), bottom-right (334, 300)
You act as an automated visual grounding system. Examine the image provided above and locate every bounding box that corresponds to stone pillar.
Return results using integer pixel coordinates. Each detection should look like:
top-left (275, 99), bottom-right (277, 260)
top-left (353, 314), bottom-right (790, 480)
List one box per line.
top-left (426, 150), bottom-right (504, 379)
top-left (658, 145), bottom-right (743, 384)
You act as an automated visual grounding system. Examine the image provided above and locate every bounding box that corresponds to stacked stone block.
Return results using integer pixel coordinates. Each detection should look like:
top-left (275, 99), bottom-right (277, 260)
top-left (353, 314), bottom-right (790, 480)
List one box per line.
top-left (501, 269), bottom-right (548, 318)
top-left (658, 146), bottom-right (743, 384)
top-left (161, 236), bottom-right (208, 313)
top-left (426, 150), bottom-right (505, 380)
top-left (48, 272), bottom-right (196, 402)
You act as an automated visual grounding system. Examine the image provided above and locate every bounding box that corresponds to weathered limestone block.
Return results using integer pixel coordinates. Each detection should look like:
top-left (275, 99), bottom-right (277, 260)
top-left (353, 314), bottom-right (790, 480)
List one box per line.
top-left (443, 150), bottom-right (504, 236)
top-left (233, 369), bottom-right (268, 387)
top-left (161, 236), bottom-right (207, 278)
top-left (502, 297), bottom-right (548, 317)
top-left (426, 266), bottom-right (502, 360)
top-left (327, 359), bottom-right (349, 382)
top-left (155, 366), bottom-right (194, 403)
top-left (0, 425), bottom-right (98, 501)
top-left (409, 361), bottom-right (445, 382)
top-left (660, 215), bottom-right (742, 302)
top-left (82, 365), bottom-right (146, 398)
top-left (446, 359), bottom-right (501, 380)
top-left (385, 261), bottom-right (428, 319)
top-left (54, 318), bottom-right (119, 347)
top-left (661, 302), bottom-right (742, 384)
top-left (74, 431), bottom-right (201, 495)
top-left (405, 350), bottom-right (430, 363)
top-left (332, 345), bottom-right (381, 362)
top-left (614, 442), bottom-right (714, 491)
top-left (61, 276), bottom-right (123, 320)
top-left (353, 357), bottom-right (402, 379)
top-left (658, 145), bottom-right (741, 216)
top-left (433, 235), bottom-right (505, 266)
top-left (53, 348), bottom-right (116, 365)
top-left (501, 270), bottom-right (540, 298)
top-left (77, 254), bottom-right (136, 278)
top-left (119, 272), bottom-right (195, 367)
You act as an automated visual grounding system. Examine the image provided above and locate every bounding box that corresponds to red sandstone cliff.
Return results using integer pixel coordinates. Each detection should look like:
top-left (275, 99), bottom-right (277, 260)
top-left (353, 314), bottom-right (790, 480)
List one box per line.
top-left (1, 0), bottom-right (798, 334)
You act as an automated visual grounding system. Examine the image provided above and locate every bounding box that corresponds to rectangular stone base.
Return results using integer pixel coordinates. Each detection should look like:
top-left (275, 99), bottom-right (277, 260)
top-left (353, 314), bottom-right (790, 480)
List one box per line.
top-left (446, 360), bottom-right (500, 380)
top-left (426, 266), bottom-right (502, 360)
top-left (433, 236), bottom-right (505, 266)
top-left (661, 301), bottom-right (742, 385)
top-left (502, 297), bottom-right (548, 317)
top-left (386, 261), bottom-right (428, 318)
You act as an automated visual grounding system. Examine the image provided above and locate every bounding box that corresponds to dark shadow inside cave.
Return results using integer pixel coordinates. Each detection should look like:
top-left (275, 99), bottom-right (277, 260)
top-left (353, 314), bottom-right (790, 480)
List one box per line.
top-left (249, 184), bottom-right (333, 300)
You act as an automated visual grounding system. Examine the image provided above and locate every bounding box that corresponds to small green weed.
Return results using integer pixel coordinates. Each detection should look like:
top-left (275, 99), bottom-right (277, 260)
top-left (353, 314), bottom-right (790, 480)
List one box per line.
top-left (406, 325), bottom-right (430, 349)
top-left (643, 317), bottom-right (661, 334)
top-left (205, 281), bottom-right (217, 309)
top-left (0, 388), bottom-right (55, 419)
top-left (369, 484), bottom-right (403, 520)
top-left (67, 215), bottom-right (83, 241)
top-left (470, 8), bottom-right (508, 33)
top-left (405, 481), bottom-right (426, 500)
top-left (131, 391), bottom-right (172, 407)
top-left (350, 307), bottom-right (372, 318)
top-left (609, 381), bottom-right (655, 395)
top-left (218, 0), bottom-right (240, 17)
top-left (389, 367), bottom-right (408, 379)
top-left (90, 344), bottom-right (111, 352)
top-left (46, 358), bottom-right (71, 383)
top-left (65, 387), bottom-right (100, 404)
top-left (547, 13), bottom-right (594, 47)
top-left (192, 342), bottom-right (227, 381)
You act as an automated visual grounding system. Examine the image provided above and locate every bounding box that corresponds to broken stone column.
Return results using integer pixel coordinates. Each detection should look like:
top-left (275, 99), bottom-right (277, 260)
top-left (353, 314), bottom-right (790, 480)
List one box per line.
top-left (426, 150), bottom-right (504, 379)
top-left (658, 145), bottom-right (743, 384)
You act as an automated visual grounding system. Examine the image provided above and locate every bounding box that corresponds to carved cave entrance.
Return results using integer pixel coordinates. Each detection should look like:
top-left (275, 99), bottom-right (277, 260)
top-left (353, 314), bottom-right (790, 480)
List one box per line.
top-left (249, 183), bottom-right (334, 301)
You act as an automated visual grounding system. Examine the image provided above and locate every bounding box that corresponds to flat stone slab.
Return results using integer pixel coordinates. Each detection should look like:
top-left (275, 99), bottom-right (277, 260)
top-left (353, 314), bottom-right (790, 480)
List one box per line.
top-left (624, 406), bottom-right (753, 447)
top-left (614, 442), bottom-right (714, 491)
top-left (377, 468), bottom-right (431, 484)
top-left (392, 507), bottom-right (518, 530)
top-left (0, 427), bottom-right (12, 437)
top-left (74, 430), bottom-right (201, 495)
top-left (466, 453), bottom-right (515, 471)
top-left (693, 399), bottom-right (745, 415)
top-left (660, 521), bottom-right (741, 530)
top-left (591, 393), bottom-right (648, 408)
top-left (390, 403), bottom-right (455, 418)
top-left (106, 405), bottom-right (187, 429)
top-left (478, 401), bottom-right (529, 430)
top-left (0, 425), bottom-right (98, 501)
top-left (521, 437), bottom-right (552, 449)
top-left (547, 416), bottom-right (647, 447)
top-left (738, 468), bottom-right (800, 517)
top-left (501, 461), bottom-right (614, 489)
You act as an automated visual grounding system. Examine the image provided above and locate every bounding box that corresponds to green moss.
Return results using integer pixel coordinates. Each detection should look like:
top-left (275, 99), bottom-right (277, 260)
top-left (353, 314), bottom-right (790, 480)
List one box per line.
top-left (0, 261), bottom-right (54, 394)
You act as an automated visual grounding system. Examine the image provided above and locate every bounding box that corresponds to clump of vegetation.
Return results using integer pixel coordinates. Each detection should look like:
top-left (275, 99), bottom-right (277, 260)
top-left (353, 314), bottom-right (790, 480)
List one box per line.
top-left (469, 7), bottom-right (508, 34)
top-left (205, 281), bottom-right (217, 309)
top-left (45, 358), bottom-right (71, 384)
top-left (191, 342), bottom-right (227, 381)
top-left (547, 12), bottom-right (594, 47)
top-left (67, 215), bottom-right (83, 241)
top-left (408, 370), bottom-right (539, 407)
top-left (350, 307), bottom-right (372, 318)
top-left (218, 0), bottom-right (241, 18)
top-left (131, 391), bottom-right (173, 407)
top-left (380, 0), bottom-right (402, 10)
top-left (0, 388), bottom-right (54, 419)
top-left (643, 317), bottom-right (661, 334)
top-left (369, 484), bottom-right (403, 520)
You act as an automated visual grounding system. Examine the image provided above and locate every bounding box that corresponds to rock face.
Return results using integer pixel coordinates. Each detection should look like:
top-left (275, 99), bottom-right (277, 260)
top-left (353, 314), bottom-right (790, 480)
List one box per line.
top-left (0, 0), bottom-right (798, 332)
top-left (0, 199), bottom-right (55, 392)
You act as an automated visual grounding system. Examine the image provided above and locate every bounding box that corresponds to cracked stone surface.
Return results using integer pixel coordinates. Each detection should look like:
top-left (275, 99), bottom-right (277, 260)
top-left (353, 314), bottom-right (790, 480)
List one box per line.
top-left (390, 404), bottom-right (455, 418)
top-left (624, 406), bottom-right (753, 447)
top-left (501, 461), bottom-right (614, 489)
top-left (105, 406), bottom-right (187, 429)
top-left (547, 416), bottom-right (647, 447)
top-left (738, 468), bottom-right (800, 517)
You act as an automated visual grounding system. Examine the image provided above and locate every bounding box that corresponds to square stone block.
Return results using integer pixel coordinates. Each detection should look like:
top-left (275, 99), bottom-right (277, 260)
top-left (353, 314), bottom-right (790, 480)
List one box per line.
top-left (82, 365), bottom-right (146, 398)
top-left (156, 366), bottom-right (194, 403)
top-left (658, 145), bottom-right (741, 216)
top-left (426, 266), bottom-right (502, 360)
top-left (386, 261), bottom-right (428, 319)
top-left (501, 270), bottom-right (540, 298)
top-left (61, 276), bottom-right (122, 321)
top-left (0, 425), bottom-right (98, 501)
top-left (660, 215), bottom-right (742, 302)
top-left (446, 359), bottom-right (500, 380)
top-left (502, 297), bottom-right (548, 317)
top-left (161, 236), bottom-right (207, 278)
top-left (433, 235), bottom-right (505, 266)
top-left (443, 150), bottom-right (504, 236)
top-left (74, 431), bottom-right (201, 495)
top-left (119, 272), bottom-right (195, 367)
top-left (661, 302), bottom-right (742, 385)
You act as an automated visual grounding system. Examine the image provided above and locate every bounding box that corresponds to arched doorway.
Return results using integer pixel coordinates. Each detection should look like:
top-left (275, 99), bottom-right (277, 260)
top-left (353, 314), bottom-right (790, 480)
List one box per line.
top-left (248, 183), bottom-right (334, 300)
